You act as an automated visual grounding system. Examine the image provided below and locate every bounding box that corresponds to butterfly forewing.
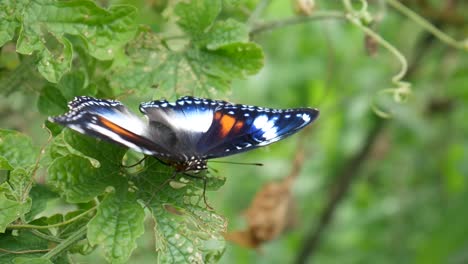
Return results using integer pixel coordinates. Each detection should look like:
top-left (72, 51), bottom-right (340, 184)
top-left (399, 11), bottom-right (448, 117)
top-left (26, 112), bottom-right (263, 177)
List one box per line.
top-left (139, 97), bottom-right (223, 156)
top-left (196, 105), bottom-right (319, 158)
top-left (49, 96), bottom-right (175, 159)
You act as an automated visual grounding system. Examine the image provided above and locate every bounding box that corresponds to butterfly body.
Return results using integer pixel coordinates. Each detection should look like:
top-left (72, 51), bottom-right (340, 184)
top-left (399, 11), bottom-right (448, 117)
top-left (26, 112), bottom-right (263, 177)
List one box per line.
top-left (50, 96), bottom-right (319, 172)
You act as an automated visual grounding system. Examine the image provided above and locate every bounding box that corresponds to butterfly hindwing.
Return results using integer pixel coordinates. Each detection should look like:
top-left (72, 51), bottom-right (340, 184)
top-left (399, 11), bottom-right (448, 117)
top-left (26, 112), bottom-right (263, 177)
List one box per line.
top-left (196, 105), bottom-right (319, 158)
top-left (49, 96), bottom-right (174, 159)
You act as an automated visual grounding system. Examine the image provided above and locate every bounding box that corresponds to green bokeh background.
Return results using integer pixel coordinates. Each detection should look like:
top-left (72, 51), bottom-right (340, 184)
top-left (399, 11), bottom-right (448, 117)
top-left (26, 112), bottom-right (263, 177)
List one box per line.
top-left (1, 0), bottom-right (467, 263)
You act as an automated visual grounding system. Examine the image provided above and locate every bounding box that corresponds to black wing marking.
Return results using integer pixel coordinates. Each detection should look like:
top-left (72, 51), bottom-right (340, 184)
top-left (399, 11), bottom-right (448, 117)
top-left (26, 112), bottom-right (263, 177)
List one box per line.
top-left (49, 96), bottom-right (175, 159)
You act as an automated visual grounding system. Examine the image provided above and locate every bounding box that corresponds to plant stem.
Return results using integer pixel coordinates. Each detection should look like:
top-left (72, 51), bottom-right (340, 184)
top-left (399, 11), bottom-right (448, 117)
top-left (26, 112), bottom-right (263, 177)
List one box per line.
top-left (41, 225), bottom-right (87, 260)
top-left (247, 0), bottom-right (272, 26)
top-left (7, 206), bottom-right (96, 230)
top-left (250, 11), bottom-right (346, 36)
top-left (385, 0), bottom-right (467, 51)
top-left (31, 229), bottom-right (64, 243)
top-left (0, 248), bottom-right (50, 254)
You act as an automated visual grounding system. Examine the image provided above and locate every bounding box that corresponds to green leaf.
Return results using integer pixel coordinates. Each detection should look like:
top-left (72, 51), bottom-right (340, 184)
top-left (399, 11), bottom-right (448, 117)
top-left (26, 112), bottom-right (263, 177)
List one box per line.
top-left (58, 71), bottom-right (89, 100)
top-left (135, 159), bottom-right (227, 263)
top-left (62, 129), bottom-right (126, 166)
top-left (37, 85), bottom-right (68, 116)
top-left (47, 154), bottom-right (114, 203)
top-left (12, 257), bottom-right (53, 264)
top-left (8, 168), bottom-right (31, 201)
top-left (0, 0), bottom-right (24, 46)
top-left (47, 129), bottom-right (126, 203)
top-left (0, 156), bottom-right (13, 170)
top-left (0, 129), bottom-right (37, 169)
top-left (0, 230), bottom-right (49, 262)
top-left (175, 0), bottom-right (221, 38)
top-left (189, 42), bottom-right (264, 80)
top-left (112, 32), bottom-right (264, 96)
top-left (0, 193), bottom-right (31, 233)
top-left (24, 184), bottom-right (59, 221)
top-left (202, 19), bottom-right (249, 50)
top-left (36, 36), bottom-right (73, 83)
top-left (87, 190), bottom-right (145, 263)
top-left (10, 0), bottom-right (137, 82)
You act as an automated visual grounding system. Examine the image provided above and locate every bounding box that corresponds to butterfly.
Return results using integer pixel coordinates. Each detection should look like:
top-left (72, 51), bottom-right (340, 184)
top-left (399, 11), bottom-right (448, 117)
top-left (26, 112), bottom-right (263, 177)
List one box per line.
top-left (49, 96), bottom-right (319, 172)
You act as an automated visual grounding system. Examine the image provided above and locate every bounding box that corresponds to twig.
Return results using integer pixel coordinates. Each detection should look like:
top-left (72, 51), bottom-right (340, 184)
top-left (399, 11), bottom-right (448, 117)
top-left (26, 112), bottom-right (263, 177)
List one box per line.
top-left (385, 0), bottom-right (467, 51)
top-left (0, 248), bottom-right (50, 254)
top-left (342, 0), bottom-right (411, 117)
top-left (31, 229), bottom-right (64, 243)
top-left (295, 116), bottom-right (385, 264)
top-left (7, 206), bottom-right (96, 230)
top-left (250, 11), bottom-right (346, 36)
top-left (41, 225), bottom-right (87, 260)
top-left (284, 126), bottom-right (312, 188)
top-left (22, 125), bottom-right (54, 203)
top-left (247, 0), bottom-right (272, 27)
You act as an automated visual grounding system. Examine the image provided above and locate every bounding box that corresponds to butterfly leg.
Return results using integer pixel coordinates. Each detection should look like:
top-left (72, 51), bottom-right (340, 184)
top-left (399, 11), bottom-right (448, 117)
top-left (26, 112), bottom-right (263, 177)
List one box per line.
top-left (181, 172), bottom-right (213, 210)
top-left (121, 156), bottom-right (148, 168)
top-left (143, 170), bottom-right (178, 209)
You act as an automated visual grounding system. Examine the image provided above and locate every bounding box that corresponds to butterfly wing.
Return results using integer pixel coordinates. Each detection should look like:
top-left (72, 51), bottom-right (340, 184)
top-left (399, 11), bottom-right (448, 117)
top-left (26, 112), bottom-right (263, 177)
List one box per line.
top-left (139, 96), bottom-right (224, 158)
top-left (49, 96), bottom-right (177, 160)
top-left (196, 105), bottom-right (319, 158)
top-left (140, 96), bottom-right (319, 160)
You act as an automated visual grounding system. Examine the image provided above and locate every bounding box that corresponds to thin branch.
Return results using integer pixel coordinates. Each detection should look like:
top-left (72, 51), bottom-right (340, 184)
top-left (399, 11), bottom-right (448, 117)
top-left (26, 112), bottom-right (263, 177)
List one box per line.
top-left (250, 11), bottom-right (346, 36)
top-left (41, 225), bottom-right (87, 260)
top-left (247, 0), bottom-right (272, 26)
top-left (385, 0), bottom-right (467, 51)
top-left (284, 126), bottom-right (313, 188)
top-left (22, 124), bottom-right (54, 203)
top-left (30, 229), bottom-right (64, 243)
top-left (0, 248), bottom-right (50, 254)
top-left (294, 116), bottom-right (385, 264)
top-left (7, 206), bottom-right (96, 230)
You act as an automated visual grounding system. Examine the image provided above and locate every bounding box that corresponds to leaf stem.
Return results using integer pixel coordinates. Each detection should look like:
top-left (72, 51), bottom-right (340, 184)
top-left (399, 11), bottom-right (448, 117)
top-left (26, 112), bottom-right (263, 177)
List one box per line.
top-left (30, 229), bottom-right (64, 243)
top-left (0, 248), bottom-right (50, 254)
top-left (22, 124), bottom-right (54, 203)
top-left (7, 206), bottom-right (96, 230)
top-left (385, 0), bottom-right (467, 51)
top-left (41, 225), bottom-right (87, 260)
top-left (250, 11), bottom-right (346, 36)
top-left (247, 0), bottom-right (272, 26)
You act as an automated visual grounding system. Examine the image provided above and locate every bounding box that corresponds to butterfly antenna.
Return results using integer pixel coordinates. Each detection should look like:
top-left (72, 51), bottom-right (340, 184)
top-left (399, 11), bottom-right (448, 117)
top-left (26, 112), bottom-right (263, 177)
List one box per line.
top-left (209, 160), bottom-right (264, 167)
top-left (122, 156), bottom-right (148, 168)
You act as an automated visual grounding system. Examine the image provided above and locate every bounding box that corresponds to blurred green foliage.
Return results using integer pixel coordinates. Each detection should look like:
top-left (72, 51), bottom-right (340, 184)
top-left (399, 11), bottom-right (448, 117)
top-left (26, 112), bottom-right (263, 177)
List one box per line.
top-left (1, 0), bottom-right (467, 263)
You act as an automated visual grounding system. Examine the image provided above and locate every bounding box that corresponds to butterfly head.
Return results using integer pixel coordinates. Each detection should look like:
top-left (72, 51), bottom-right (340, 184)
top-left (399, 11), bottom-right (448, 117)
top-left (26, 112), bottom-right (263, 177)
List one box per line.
top-left (171, 156), bottom-right (208, 173)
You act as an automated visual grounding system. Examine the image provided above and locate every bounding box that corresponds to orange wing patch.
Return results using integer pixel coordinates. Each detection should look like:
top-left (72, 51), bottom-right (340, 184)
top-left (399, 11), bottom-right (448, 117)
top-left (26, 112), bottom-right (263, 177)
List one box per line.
top-left (98, 116), bottom-right (140, 140)
top-left (219, 114), bottom-right (236, 137)
top-left (233, 120), bottom-right (244, 132)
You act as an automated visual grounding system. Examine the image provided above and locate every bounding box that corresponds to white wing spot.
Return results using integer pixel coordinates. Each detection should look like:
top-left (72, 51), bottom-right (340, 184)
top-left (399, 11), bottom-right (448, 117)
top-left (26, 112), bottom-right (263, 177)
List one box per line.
top-left (253, 115), bottom-right (268, 129)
